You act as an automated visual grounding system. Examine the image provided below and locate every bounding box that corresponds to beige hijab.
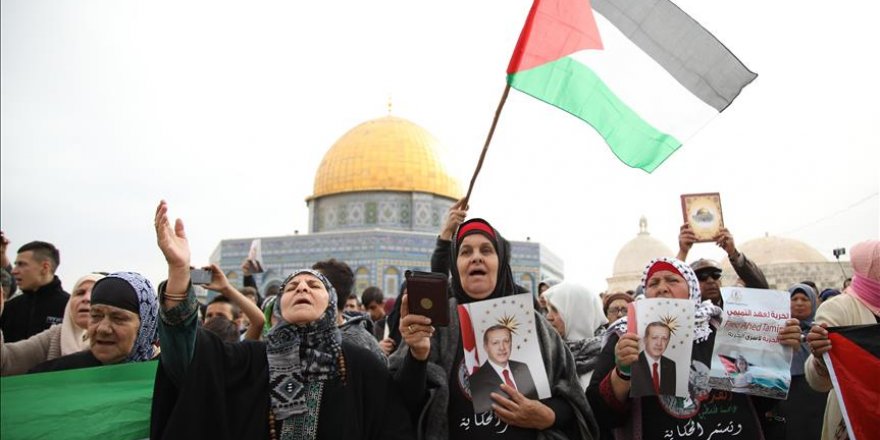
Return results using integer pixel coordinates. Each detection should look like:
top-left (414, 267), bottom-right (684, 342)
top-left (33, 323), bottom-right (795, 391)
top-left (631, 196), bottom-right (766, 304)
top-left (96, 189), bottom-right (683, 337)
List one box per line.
top-left (60, 273), bottom-right (104, 355)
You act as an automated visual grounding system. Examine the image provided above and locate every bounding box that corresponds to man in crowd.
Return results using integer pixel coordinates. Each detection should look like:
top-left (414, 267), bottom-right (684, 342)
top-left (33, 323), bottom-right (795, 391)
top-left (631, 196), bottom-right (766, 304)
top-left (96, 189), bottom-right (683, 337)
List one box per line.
top-left (361, 286), bottom-right (386, 337)
top-left (0, 241), bottom-right (69, 342)
top-left (343, 293), bottom-right (360, 312)
top-left (677, 224), bottom-right (768, 306)
top-left (204, 295), bottom-right (241, 327)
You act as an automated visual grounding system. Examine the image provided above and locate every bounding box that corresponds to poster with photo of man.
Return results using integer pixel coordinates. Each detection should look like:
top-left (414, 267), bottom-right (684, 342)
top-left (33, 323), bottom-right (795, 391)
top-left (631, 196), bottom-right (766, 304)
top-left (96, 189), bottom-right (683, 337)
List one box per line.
top-left (629, 298), bottom-right (694, 398)
top-left (458, 293), bottom-right (551, 414)
top-left (709, 287), bottom-right (793, 399)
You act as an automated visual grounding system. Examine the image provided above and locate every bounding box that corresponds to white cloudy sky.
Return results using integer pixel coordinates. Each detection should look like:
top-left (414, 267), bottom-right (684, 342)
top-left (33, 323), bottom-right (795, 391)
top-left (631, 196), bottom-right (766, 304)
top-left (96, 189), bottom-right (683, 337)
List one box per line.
top-left (2, 0), bottom-right (878, 293)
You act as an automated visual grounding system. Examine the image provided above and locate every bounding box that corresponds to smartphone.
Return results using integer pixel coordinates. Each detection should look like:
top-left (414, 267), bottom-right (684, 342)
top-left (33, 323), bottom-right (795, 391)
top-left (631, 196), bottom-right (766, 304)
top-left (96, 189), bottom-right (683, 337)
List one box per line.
top-left (405, 270), bottom-right (449, 326)
top-left (190, 268), bottom-right (212, 285)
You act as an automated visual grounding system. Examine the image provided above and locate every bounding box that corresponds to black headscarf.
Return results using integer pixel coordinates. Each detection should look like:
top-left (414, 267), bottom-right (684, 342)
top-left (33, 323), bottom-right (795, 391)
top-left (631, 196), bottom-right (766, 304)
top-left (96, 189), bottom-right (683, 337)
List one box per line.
top-left (449, 218), bottom-right (517, 304)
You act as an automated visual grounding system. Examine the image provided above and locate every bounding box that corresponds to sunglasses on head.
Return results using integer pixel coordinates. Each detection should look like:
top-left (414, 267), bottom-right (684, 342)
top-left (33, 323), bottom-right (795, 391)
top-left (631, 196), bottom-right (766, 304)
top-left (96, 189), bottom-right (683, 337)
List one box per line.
top-left (697, 271), bottom-right (722, 282)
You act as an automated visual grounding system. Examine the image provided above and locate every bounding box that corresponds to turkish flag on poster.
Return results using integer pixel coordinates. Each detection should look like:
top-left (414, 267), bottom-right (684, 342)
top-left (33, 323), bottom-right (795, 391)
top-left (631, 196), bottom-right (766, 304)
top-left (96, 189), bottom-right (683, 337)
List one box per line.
top-left (823, 324), bottom-right (880, 440)
top-left (458, 304), bottom-right (480, 375)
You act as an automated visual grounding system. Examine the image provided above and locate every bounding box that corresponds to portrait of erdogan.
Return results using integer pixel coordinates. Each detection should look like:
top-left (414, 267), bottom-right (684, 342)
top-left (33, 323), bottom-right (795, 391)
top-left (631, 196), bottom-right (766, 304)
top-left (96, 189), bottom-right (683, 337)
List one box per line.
top-left (469, 325), bottom-right (538, 413)
top-left (632, 321), bottom-right (677, 397)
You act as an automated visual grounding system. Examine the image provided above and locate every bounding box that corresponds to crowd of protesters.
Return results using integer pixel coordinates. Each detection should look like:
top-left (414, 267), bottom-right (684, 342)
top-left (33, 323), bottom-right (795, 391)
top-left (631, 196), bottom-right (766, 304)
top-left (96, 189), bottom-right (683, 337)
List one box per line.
top-left (0, 200), bottom-right (876, 440)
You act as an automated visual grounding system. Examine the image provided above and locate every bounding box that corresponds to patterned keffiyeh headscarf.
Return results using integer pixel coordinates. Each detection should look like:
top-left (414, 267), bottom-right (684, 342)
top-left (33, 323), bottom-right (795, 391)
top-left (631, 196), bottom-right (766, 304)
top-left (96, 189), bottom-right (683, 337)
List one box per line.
top-left (99, 272), bottom-right (159, 362)
top-left (266, 269), bottom-right (343, 437)
top-left (608, 257), bottom-right (722, 343)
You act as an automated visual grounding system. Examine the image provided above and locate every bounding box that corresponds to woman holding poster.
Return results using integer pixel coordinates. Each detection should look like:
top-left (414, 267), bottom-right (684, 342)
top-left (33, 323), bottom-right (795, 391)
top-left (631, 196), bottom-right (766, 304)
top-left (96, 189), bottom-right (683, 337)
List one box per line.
top-left (390, 218), bottom-right (596, 440)
top-left (587, 257), bottom-right (802, 440)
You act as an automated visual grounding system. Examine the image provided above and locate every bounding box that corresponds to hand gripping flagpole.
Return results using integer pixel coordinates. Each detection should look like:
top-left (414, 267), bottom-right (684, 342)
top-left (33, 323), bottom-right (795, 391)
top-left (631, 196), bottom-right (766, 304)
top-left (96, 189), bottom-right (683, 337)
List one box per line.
top-left (461, 84), bottom-right (511, 208)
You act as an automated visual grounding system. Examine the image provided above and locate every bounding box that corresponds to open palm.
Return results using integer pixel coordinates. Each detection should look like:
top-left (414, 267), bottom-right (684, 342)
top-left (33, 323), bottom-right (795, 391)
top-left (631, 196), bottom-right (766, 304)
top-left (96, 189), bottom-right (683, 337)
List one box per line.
top-left (155, 200), bottom-right (191, 269)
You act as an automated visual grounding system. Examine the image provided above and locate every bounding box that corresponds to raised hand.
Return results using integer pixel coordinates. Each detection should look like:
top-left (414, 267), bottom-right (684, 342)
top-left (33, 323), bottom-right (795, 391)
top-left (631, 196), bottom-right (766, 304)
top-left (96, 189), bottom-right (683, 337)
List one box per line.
top-left (203, 264), bottom-right (233, 293)
top-left (714, 227), bottom-right (739, 259)
top-left (399, 293), bottom-right (433, 361)
top-left (676, 223), bottom-right (696, 261)
top-left (440, 198), bottom-right (469, 241)
top-left (155, 200), bottom-right (190, 269)
top-left (155, 200), bottom-right (191, 297)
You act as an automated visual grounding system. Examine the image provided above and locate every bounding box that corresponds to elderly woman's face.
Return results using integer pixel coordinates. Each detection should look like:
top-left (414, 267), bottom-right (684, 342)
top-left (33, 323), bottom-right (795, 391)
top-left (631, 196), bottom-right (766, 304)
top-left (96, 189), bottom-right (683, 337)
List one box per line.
top-left (88, 304), bottom-right (140, 364)
top-left (280, 274), bottom-right (330, 324)
top-left (456, 234), bottom-right (499, 300)
top-left (546, 303), bottom-right (566, 337)
top-left (70, 280), bottom-right (95, 330)
top-left (790, 292), bottom-right (812, 321)
top-left (646, 270), bottom-right (690, 300)
top-left (605, 299), bottom-right (629, 322)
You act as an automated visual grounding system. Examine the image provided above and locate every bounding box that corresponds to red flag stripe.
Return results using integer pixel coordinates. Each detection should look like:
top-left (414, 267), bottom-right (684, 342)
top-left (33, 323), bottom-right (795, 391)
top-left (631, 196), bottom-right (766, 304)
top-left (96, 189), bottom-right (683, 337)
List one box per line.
top-left (506, 0), bottom-right (603, 75)
top-left (827, 332), bottom-right (880, 440)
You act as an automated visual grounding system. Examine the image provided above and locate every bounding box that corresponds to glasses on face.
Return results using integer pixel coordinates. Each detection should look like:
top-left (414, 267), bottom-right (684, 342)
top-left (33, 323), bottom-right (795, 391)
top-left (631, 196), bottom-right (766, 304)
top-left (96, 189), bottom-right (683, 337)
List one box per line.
top-left (697, 271), bottom-right (722, 282)
top-left (607, 306), bottom-right (627, 317)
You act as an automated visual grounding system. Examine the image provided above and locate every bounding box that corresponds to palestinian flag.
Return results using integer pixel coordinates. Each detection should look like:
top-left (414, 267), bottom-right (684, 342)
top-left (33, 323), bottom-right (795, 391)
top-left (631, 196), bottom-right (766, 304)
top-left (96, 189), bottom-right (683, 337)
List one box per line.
top-left (0, 361), bottom-right (156, 439)
top-left (507, 0), bottom-right (756, 172)
top-left (823, 324), bottom-right (880, 440)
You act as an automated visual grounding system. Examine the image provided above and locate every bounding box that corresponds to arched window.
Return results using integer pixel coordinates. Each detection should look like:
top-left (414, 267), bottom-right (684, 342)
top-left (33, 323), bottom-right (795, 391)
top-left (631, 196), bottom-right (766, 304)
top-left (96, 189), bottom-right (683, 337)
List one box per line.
top-left (355, 267), bottom-right (370, 296)
top-left (384, 267), bottom-right (400, 297)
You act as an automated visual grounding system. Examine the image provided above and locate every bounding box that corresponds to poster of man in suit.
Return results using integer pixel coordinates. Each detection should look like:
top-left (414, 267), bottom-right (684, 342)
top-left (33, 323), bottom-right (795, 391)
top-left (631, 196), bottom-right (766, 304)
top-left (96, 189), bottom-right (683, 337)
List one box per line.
top-left (629, 298), bottom-right (693, 398)
top-left (458, 294), bottom-right (550, 415)
top-left (632, 321), bottom-right (677, 396)
top-left (469, 324), bottom-right (539, 413)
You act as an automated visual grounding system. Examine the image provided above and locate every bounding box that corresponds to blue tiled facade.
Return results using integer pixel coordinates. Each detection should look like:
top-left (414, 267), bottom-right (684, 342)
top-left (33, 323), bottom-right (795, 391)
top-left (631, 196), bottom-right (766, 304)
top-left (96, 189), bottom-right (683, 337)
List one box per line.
top-left (212, 222), bottom-right (564, 298)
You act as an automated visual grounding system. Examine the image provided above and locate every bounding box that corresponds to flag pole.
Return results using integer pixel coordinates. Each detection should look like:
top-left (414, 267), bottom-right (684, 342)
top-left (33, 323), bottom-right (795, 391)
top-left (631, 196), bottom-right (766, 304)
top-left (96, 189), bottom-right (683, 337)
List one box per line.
top-left (462, 84), bottom-right (511, 208)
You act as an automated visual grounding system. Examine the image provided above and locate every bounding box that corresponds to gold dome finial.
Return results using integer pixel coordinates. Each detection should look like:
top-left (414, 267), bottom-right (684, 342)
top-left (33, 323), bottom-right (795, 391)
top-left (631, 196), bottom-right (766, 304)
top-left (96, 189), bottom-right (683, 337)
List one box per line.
top-left (639, 216), bottom-right (648, 234)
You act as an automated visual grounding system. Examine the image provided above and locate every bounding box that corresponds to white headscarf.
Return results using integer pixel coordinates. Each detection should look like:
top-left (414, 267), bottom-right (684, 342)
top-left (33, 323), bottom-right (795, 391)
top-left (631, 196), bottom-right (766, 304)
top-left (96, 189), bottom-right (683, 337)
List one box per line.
top-left (60, 273), bottom-right (104, 356)
top-left (544, 281), bottom-right (607, 341)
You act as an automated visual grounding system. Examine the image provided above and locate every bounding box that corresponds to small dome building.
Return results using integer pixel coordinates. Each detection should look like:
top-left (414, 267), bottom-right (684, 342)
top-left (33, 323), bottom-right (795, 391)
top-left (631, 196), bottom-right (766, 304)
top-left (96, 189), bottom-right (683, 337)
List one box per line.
top-left (720, 234), bottom-right (848, 291)
top-left (604, 222), bottom-right (849, 295)
top-left (606, 217), bottom-right (674, 293)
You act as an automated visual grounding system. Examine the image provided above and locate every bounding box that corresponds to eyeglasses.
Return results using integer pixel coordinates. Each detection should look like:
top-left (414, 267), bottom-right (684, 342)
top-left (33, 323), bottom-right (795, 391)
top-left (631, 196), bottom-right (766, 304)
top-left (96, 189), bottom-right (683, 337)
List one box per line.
top-left (607, 306), bottom-right (628, 316)
top-left (697, 272), bottom-right (722, 282)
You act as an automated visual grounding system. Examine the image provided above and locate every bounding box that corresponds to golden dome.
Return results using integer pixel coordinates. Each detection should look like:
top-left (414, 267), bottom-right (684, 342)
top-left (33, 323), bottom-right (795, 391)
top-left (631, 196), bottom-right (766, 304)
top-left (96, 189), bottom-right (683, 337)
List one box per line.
top-left (309, 115), bottom-right (461, 200)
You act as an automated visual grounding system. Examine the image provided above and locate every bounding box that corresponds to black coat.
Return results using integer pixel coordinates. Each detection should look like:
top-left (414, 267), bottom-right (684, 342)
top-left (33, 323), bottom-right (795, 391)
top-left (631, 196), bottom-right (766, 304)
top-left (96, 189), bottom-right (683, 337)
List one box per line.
top-left (631, 352), bottom-right (677, 396)
top-left (150, 329), bottom-right (413, 440)
top-left (0, 277), bottom-right (69, 343)
top-left (469, 359), bottom-right (539, 414)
